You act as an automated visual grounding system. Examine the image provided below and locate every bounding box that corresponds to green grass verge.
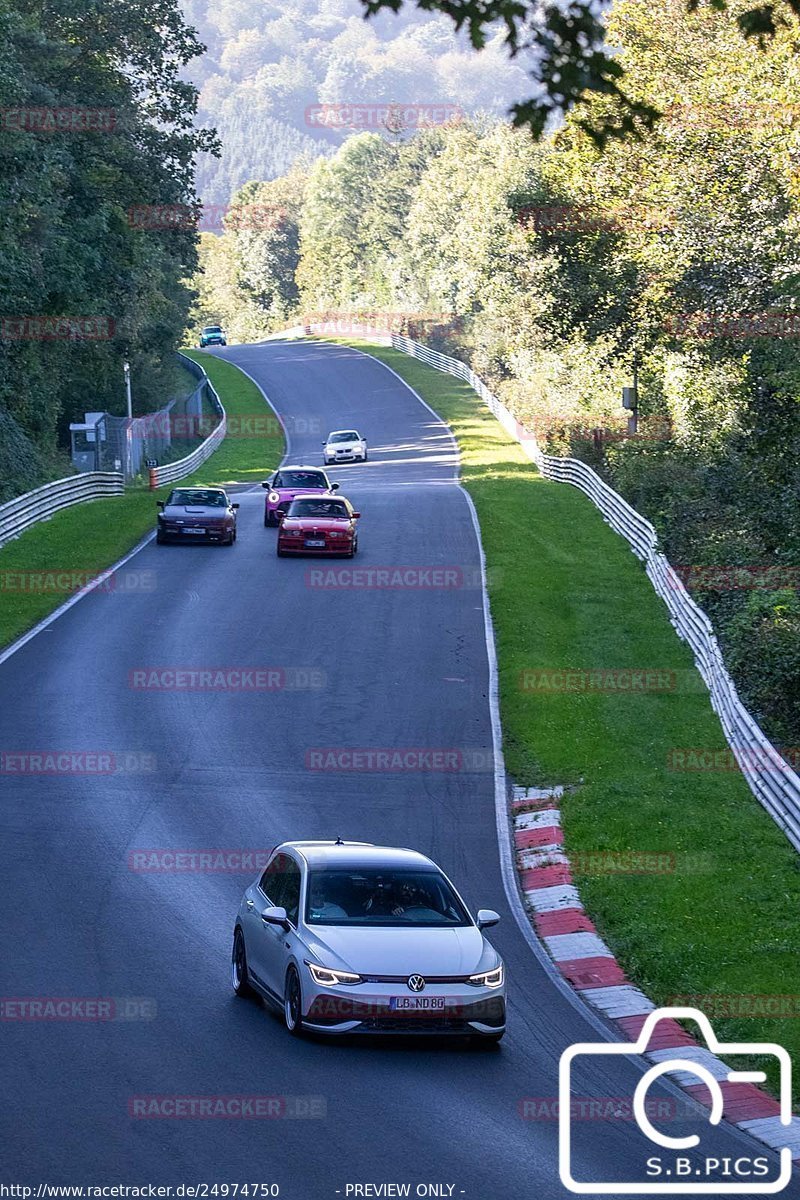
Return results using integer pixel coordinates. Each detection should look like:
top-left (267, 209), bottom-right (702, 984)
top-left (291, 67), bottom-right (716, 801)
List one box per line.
top-left (0, 352), bottom-right (282, 648)
top-left (346, 338), bottom-right (800, 1100)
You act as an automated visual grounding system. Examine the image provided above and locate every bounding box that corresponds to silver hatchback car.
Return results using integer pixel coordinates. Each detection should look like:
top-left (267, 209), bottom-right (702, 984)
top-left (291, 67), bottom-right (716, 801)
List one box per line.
top-left (231, 841), bottom-right (506, 1040)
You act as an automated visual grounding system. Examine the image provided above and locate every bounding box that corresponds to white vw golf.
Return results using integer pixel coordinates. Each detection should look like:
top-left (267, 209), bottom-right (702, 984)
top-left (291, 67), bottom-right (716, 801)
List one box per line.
top-left (231, 841), bottom-right (506, 1040)
top-left (322, 429), bottom-right (368, 464)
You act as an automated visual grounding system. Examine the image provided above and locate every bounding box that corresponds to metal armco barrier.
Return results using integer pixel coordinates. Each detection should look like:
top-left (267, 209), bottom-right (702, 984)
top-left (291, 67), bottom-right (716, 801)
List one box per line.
top-left (0, 355), bottom-right (222, 541)
top-left (148, 369), bottom-right (225, 490)
top-left (0, 472), bottom-right (125, 549)
top-left (391, 332), bottom-right (800, 853)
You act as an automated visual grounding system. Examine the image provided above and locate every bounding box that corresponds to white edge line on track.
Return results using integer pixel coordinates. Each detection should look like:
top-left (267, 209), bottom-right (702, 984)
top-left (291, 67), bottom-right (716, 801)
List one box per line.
top-left (339, 341), bottom-right (793, 1164)
top-left (0, 530), bottom-right (156, 669)
top-left (0, 351), bottom-right (286, 667)
top-left (337, 342), bottom-right (617, 1037)
top-left (347, 343), bottom-right (796, 1166)
top-left (0, 337), bottom-right (780, 1162)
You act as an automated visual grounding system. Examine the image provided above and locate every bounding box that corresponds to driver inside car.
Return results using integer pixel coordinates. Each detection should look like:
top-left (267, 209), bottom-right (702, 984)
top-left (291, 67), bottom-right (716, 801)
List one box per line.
top-left (308, 879), bottom-right (348, 922)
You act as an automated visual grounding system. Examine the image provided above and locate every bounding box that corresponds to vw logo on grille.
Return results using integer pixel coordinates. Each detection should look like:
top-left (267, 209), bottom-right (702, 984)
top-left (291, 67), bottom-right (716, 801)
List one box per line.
top-left (407, 974), bottom-right (426, 993)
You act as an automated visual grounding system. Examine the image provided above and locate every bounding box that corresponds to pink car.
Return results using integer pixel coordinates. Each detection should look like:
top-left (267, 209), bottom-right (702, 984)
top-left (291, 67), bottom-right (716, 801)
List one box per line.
top-left (261, 466), bottom-right (338, 526)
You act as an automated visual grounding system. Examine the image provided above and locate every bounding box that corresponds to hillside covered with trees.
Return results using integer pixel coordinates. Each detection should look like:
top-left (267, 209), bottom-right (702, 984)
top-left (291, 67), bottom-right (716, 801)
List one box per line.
top-left (181, 0), bottom-right (529, 204)
top-left (193, 0), bottom-right (800, 748)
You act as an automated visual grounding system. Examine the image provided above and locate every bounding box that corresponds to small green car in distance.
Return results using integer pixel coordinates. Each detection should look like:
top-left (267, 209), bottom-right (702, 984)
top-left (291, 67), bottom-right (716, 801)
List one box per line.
top-left (199, 325), bottom-right (227, 347)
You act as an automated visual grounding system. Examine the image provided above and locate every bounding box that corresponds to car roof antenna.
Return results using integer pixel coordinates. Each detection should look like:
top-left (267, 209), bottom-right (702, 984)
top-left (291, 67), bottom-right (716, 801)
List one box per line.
top-left (334, 837), bottom-right (344, 845)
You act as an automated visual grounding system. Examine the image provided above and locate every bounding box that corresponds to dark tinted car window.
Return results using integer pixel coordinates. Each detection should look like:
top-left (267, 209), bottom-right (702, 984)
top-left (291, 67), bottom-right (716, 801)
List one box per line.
top-left (275, 471), bottom-right (326, 489)
top-left (287, 499), bottom-right (348, 519)
top-left (259, 854), bottom-right (288, 905)
top-left (282, 860), bottom-right (301, 925)
top-left (168, 489), bottom-right (226, 507)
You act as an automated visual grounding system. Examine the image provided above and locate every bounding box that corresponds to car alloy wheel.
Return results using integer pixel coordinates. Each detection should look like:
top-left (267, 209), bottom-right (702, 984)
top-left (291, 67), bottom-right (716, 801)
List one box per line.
top-left (231, 928), bottom-right (254, 997)
top-left (284, 966), bottom-right (303, 1035)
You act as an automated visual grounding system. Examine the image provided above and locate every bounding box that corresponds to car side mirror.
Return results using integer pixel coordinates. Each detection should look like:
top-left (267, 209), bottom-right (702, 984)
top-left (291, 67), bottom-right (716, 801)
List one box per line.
top-left (352, 511), bottom-right (361, 519)
top-left (261, 481), bottom-right (271, 489)
top-left (330, 482), bottom-right (339, 491)
top-left (156, 500), bottom-right (164, 509)
top-left (261, 906), bottom-right (289, 929)
top-left (231, 502), bottom-right (240, 510)
top-left (477, 909), bottom-right (500, 930)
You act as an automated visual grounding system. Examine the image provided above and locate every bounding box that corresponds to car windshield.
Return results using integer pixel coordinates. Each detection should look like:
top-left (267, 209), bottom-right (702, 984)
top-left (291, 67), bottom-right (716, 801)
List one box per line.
top-left (168, 489), bottom-right (226, 507)
top-left (287, 499), bottom-right (348, 519)
top-left (203, 327), bottom-right (221, 334)
top-left (274, 471), bottom-right (326, 489)
top-left (330, 432), bottom-right (359, 443)
top-left (305, 868), bottom-right (471, 927)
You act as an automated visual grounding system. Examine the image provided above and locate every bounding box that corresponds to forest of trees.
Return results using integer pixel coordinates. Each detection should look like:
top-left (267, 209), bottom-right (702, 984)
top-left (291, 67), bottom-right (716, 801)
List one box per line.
top-left (181, 0), bottom-right (528, 204)
top-left (193, 0), bottom-right (800, 748)
top-left (0, 0), bottom-right (214, 500)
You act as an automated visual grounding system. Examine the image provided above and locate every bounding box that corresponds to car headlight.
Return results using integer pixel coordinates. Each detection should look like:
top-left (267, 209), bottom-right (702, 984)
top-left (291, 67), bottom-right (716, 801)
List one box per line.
top-left (268, 491), bottom-right (280, 504)
top-left (286, 529), bottom-right (302, 537)
top-left (328, 531), bottom-right (344, 538)
top-left (305, 961), bottom-right (362, 987)
top-left (468, 963), bottom-right (504, 988)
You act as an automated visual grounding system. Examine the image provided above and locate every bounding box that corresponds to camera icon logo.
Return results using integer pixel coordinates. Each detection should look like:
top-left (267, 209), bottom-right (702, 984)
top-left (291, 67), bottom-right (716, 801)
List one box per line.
top-left (559, 1006), bottom-right (793, 1193)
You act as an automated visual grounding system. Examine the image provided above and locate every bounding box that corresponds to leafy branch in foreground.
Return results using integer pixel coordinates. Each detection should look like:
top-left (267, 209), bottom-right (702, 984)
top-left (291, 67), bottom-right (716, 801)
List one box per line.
top-left (360, 0), bottom-right (799, 146)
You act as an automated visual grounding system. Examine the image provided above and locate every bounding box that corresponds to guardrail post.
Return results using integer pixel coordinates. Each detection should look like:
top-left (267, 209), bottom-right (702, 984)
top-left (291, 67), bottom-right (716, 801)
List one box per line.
top-left (149, 468), bottom-right (158, 491)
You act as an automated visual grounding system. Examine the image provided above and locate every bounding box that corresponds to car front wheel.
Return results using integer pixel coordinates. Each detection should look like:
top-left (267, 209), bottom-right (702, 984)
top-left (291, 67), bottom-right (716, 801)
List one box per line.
top-left (284, 966), bottom-right (303, 1036)
top-left (231, 928), bottom-right (255, 997)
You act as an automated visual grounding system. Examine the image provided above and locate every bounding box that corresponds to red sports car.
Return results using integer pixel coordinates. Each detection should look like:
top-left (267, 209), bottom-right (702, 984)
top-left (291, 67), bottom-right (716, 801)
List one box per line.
top-left (276, 494), bottom-right (360, 557)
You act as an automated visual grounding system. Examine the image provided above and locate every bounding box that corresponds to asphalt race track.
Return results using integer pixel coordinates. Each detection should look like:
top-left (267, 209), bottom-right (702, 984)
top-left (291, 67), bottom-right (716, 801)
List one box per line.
top-left (1, 340), bottom-right (795, 1198)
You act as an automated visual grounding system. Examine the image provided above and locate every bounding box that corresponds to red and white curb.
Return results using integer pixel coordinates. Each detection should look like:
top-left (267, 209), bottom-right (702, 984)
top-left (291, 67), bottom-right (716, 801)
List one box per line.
top-left (511, 784), bottom-right (800, 1164)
